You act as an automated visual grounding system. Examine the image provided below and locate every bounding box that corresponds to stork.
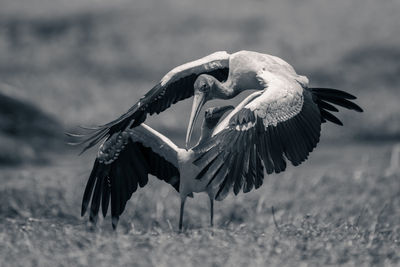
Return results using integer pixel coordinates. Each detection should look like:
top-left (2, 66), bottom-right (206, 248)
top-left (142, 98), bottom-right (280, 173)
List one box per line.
top-left (80, 105), bottom-right (234, 229)
top-left (73, 50), bottom-right (363, 229)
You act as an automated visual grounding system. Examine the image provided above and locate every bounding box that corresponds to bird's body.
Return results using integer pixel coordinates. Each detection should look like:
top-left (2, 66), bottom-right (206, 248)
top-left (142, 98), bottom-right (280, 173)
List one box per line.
top-left (88, 105), bottom-right (234, 228)
top-left (121, 125), bottom-right (203, 196)
top-left (73, 50), bottom-right (363, 229)
top-left (177, 150), bottom-right (202, 194)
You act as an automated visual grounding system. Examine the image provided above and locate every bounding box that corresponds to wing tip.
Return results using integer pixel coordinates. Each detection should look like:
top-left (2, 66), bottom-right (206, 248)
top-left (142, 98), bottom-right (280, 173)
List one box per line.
top-left (311, 87), bottom-right (364, 122)
top-left (89, 211), bottom-right (98, 225)
top-left (81, 201), bottom-right (89, 217)
top-left (112, 216), bottom-right (119, 230)
top-left (310, 87), bottom-right (358, 100)
top-left (355, 105), bottom-right (364, 113)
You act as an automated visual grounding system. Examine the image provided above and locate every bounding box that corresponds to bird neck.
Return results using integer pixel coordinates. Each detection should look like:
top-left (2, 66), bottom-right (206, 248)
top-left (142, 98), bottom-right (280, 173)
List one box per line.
top-left (213, 79), bottom-right (240, 99)
top-left (196, 120), bottom-right (215, 146)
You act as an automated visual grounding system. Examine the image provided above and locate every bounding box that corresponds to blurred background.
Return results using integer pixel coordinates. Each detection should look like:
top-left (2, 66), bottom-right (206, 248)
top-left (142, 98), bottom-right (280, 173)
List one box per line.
top-left (1, 0), bottom-right (399, 157)
top-left (0, 0), bottom-right (399, 266)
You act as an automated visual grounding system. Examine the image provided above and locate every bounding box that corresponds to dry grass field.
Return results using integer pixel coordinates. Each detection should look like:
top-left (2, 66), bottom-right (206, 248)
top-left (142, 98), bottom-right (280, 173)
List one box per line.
top-left (0, 0), bottom-right (399, 266)
top-left (1, 143), bottom-right (399, 266)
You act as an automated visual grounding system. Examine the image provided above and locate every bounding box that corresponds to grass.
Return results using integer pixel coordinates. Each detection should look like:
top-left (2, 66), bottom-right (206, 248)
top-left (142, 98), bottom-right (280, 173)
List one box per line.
top-left (1, 142), bottom-right (399, 266)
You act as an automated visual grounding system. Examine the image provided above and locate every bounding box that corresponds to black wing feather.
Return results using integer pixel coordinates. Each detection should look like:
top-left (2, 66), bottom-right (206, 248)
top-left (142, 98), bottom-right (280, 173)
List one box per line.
top-left (81, 138), bottom-right (180, 229)
top-left (320, 110), bottom-right (343, 126)
top-left (101, 177), bottom-right (110, 217)
top-left (310, 88), bottom-right (363, 125)
top-left (192, 88), bottom-right (362, 200)
top-left (89, 175), bottom-right (104, 223)
top-left (193, 90), bottom-right (321, 200)
top-left (311, 88), bottom-right (357, 100)
top-left (317, 100), bottom-right (339, 112)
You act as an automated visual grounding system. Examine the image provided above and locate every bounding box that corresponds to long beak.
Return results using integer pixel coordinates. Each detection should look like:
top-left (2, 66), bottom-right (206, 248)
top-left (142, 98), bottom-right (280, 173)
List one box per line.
top-left (185, 92), bottom-right (206, 149)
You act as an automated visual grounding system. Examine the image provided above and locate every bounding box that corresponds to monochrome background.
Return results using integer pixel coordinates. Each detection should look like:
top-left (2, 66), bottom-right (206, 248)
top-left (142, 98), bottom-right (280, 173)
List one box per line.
top-left (0, 0), bottom-right (399, 266)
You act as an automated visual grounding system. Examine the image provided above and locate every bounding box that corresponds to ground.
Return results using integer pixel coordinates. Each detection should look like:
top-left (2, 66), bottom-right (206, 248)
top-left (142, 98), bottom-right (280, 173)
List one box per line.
top-left (1, 142), bottom-right (399, 266)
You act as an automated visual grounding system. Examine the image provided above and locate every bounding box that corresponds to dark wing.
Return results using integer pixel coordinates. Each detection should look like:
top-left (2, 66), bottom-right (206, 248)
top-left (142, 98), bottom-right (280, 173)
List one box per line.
top-left (81, 124), bottom-right (181, 229)
top-left (76, 51), bottom-right (230, 153)
top-left (193, 76), bottom-right (362, 201)
top-left (309, 87), bottom-right (363, 125)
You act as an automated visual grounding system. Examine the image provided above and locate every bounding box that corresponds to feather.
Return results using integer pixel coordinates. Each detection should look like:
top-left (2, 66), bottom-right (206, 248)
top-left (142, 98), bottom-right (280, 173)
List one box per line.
top-left (312, 88), bottom-right (357, 100)
top-left (101, 177), bottom-right (110, 217)
top-left (241, 140), bottom-right (251, 177)
top-left (254, 150), bottom-right (264, 189)
top-left (291, 116), bottom-right (311, 152)
top-left (317, 99), bottom-right (339, 112)
top-left (215, 155), bottom-right (235, 200)
top-left (81, 160), bottom-right (101, 216)
top-left (267, 127), bottom-right (285, 173)
top-left (320, 110), bottom-right (343, 126)
top-left (280, 121), bottom-right (301, 165)
top-left (206, 156), bottom-right (226, 186)
top-left (89, 174), bottom-right (104, 224)
top-left (194, 146), bottom-right (220, 169)
top-left (195, 155), bottom-right (218, 181)
top-left (318, 96), bottom-right (363, 112)
top-left (113, 165), bottom-right (125, 215)
top-left (119, 155), bottom-right (135, 194)
top-left (243, 145), bottom-right (256, 193)
top-left (110, 171), bottom-right (119, 224)
top-left (232, 145), bottom-right (245, 195)
top-left (112, 215), bottom-right (119, 230)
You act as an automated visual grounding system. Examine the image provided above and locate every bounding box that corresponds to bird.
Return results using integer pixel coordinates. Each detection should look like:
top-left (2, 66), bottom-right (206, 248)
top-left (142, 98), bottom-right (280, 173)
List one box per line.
top-left (72, 50), bottom-right (363, 229)
top-left (79, 105), bottom-right (234, 229)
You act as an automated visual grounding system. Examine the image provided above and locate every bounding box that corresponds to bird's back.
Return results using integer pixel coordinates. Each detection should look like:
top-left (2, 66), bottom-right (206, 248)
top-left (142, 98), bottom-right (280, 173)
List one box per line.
top-left (228, 50), bottom-right (307, 89)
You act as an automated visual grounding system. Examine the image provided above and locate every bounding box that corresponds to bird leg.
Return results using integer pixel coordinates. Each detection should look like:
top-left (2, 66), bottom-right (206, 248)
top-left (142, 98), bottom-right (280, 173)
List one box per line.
top-left (209, 195), bottom-right (214, 227)
top-left (179, 197), bottom-right (186, 231)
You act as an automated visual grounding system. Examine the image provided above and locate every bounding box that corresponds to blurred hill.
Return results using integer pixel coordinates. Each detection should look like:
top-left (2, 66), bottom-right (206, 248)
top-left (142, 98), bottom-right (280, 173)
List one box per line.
top-left (0, 85), bottom-right (64, 164)
top-left (0, 0), bottom-right (399, 150)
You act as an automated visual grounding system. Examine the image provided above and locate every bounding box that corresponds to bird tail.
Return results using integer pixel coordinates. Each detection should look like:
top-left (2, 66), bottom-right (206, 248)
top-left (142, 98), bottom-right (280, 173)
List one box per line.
top-left (309, 88), bottom-right (363, 125)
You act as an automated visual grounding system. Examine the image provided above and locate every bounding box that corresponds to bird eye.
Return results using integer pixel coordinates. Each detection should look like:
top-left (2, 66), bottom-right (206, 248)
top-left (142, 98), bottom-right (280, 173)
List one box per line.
top-left (201, 83), bottom-right (208, 92)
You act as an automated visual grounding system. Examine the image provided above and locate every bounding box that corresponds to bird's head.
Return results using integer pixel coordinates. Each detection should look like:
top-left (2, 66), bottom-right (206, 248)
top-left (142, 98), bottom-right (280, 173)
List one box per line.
top-left (193, 105), bottom-right (234, 148)
top-left (203, 105), bottom-right (234, 129)
top-left (186, 74), bottom-right (217, 148)
top-left (193, 74), bottom-right (216, 98)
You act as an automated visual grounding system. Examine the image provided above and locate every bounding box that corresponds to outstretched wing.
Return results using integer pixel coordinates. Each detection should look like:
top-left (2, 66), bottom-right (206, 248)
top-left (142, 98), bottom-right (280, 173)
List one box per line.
top-left (193, 74), bottom-right (362, 201)
top-left (81, 124), bottom-right (181, 229)
top-left (77, 51), bottom-right (230, 153)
